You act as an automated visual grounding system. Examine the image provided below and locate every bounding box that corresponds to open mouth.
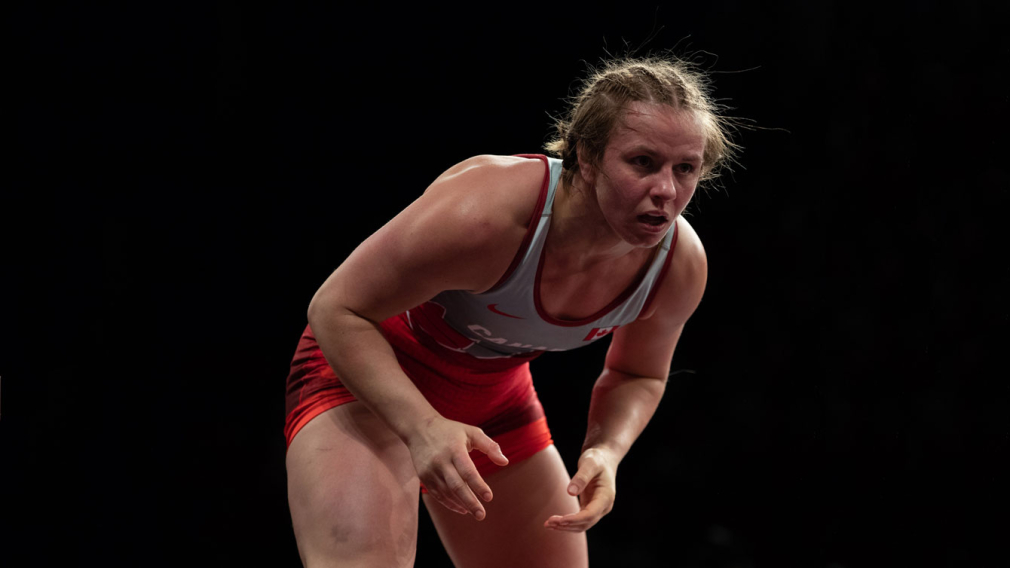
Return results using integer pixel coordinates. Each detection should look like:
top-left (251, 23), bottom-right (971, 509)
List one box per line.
top-left (638, 214), bottom-right (667, 226)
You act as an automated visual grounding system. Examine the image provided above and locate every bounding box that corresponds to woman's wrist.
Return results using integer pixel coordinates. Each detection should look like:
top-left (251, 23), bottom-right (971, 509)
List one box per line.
top-left (390, 406), bottom-right (443, 446)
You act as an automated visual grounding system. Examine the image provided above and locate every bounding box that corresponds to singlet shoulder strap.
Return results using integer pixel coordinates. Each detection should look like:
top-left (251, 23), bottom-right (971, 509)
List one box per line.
top-left (484, 154), bottom-right (558, 293)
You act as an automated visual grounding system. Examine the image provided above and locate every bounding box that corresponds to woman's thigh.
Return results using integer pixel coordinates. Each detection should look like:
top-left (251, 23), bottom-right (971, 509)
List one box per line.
top-left (286, 402), bottom-right (420, 568)
top-left (423, 444), bottom-right (588, 568)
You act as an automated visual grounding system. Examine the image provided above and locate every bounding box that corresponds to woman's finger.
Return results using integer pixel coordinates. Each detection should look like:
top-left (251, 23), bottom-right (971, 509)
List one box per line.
top-left (468, 428), bottom-right (509, 467)
top-left (426, 486), bottom-right (469, 515)
top-left (544, 510), bottom-right (600, 532)
top-left (442, 464), bottom-right (487, 520)
top-left (545, 514), bottom-right (595, 532)
top-left (452, 453), bottom-right (494, 503)
top-left (567, 462), bottom-right (600, 496)
top-left (545, 486), bottom-right (614, 531)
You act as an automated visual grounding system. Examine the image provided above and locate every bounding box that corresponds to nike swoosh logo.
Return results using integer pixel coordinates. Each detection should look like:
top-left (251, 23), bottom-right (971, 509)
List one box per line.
top-left (487, 304), bottom-right (523, 319)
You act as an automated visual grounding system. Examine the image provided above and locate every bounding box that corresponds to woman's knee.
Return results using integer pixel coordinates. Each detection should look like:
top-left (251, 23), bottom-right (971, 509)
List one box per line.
top-left (298, 520), bottom-right (418, 568)
top-left (286, 405), bottom-right (421, 567)
top-left (423, 445), bottom-right (588, 568)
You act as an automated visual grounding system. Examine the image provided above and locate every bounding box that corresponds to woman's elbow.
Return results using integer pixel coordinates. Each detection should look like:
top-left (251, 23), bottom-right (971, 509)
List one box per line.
top-left (306, 290), bottom-right (332, 326)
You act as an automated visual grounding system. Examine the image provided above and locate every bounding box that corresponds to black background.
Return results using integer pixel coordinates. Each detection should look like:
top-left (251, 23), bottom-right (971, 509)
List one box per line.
top-left (5, 2), bottom-right (1008, 567)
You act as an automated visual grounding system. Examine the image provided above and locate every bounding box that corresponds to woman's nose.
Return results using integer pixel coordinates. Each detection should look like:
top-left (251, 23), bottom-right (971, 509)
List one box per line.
top-left (652, 170), bottom-right (677, 202)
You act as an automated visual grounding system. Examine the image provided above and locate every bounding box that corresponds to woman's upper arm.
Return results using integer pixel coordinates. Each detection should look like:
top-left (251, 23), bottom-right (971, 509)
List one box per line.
top-left (308, 155), bottom-right (544, 324)
top-left (604, 218), bottom-right (708, 379)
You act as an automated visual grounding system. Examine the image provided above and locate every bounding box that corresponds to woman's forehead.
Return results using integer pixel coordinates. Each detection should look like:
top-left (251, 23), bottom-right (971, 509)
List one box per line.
top-left (610, 102), bottom-right (706, 153)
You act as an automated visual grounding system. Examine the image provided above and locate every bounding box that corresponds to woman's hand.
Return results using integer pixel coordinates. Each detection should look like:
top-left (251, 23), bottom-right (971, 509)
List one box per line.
top-left (404, 416), bottom-right (509, 520)
top-left (544, 447), bottom-right (618, 532)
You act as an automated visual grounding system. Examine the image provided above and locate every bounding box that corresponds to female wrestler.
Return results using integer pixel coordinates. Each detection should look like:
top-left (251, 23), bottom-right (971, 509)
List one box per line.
top-left (284, 57), bottom-right (737, 567)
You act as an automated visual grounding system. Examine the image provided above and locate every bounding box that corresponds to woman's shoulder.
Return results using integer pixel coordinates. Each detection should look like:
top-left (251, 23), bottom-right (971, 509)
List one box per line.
top-left (423, 154), bottom-right (548, 231)
top-left (362, 154), bottom-right (547, 294)
top-left (432, 154), bottom-right (548, 185)
top-left (314, 155), bottom-right (551, 314)
top-left (672, 216), bottom-right (706, 271)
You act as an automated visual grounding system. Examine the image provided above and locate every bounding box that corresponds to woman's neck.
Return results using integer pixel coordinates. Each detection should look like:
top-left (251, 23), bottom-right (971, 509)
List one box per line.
top-left (545, 178), bottom-right (643, 273)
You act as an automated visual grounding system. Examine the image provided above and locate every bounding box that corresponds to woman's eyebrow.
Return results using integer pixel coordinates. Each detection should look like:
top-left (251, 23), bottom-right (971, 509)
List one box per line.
top-left (625, 144), bottom-right (656, 155)
top-left (625, 145), bottom-right (703, 164)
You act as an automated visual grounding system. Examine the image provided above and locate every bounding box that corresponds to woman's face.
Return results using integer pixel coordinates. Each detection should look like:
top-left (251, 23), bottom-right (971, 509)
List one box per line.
top-left (586, 102), bottom-right (706, 248)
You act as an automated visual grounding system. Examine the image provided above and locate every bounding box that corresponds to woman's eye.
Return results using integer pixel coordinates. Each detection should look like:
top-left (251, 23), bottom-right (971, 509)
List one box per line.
top-left (632, 156), bottom-right (652, 167)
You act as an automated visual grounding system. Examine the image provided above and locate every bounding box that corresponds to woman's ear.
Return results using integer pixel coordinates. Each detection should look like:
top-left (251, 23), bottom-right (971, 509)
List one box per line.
top-left (576, 143), bottom-right (596, 186)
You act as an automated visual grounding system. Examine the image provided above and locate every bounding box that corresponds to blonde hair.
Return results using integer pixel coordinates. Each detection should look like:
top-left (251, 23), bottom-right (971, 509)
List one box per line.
top-left (545, 56), bottom-right (739, 189)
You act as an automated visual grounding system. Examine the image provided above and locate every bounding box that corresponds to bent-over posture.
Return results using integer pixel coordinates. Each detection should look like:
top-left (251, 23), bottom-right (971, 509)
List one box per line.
top-left (284, 57), bottom-right (738, 568)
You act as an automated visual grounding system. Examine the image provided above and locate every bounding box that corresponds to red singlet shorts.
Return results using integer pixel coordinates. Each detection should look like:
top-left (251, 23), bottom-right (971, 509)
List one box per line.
top-left (284, 312), bottom-right (553, 478)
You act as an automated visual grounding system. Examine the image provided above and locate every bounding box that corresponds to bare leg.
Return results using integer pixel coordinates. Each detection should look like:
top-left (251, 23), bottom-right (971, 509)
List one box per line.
top-left (423, 445), bottom-right (588, 568)
top-left (286, 402), bottom-right (420, 568)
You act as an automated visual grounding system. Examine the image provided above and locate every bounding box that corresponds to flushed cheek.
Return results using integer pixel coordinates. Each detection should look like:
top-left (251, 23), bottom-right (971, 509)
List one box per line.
top-left (675, 188), bottom-right (697, 214)
top-left (600, 189), bottom-right (638, 218)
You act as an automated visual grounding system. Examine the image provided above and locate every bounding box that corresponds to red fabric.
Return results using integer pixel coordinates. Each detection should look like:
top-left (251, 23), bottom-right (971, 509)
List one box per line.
top-left (404, 302), bottom-right (543, 369)
top-left (283, 316), bottom-right (554, 476)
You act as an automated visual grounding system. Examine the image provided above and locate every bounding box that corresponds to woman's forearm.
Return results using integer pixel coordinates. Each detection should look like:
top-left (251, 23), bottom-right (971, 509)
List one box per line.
top-left (307, 302), bottom-right (439, 442)
top-left (581, 368), bottom-right (667, 462)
